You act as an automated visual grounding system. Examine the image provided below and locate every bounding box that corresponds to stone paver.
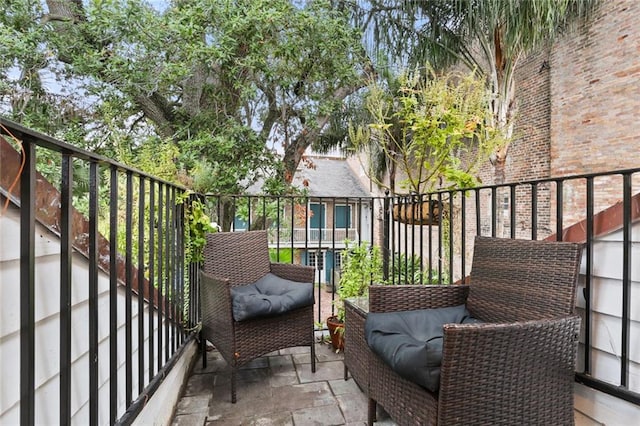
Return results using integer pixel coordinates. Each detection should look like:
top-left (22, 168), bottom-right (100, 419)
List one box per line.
top-left (171, 342), bottom-right (392, 426)
top-left (173, 341), bottom-right (626, 425)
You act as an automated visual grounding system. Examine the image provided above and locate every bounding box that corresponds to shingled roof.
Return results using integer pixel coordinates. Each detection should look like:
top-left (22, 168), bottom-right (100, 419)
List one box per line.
top-left (292, 157), bottom-right (371, 198)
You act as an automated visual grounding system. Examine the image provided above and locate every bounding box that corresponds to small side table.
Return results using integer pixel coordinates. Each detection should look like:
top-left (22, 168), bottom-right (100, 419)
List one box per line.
top-left (344, 296), bottom-right (370, 392)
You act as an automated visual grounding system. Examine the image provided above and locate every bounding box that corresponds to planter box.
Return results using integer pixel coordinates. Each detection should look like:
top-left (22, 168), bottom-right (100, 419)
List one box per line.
top-left (392, 199), bottom-right (442, 225)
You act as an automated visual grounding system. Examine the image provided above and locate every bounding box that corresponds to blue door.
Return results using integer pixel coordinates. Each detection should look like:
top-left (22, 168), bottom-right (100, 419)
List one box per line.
top-left (334, 205), bottom-right (351, 229)
top-left (309, 203), bottom-right (325, 241)
top-left (325, 250), bottom-right (334, 283)
top-left (309, 203), bottom-right (325, 229)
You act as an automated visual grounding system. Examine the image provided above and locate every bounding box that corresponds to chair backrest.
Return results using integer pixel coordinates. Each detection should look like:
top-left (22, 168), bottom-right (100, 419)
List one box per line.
top-left (203, 230), bottom-right (271, 287)
top-left (467, 236), bottom-right (583, 322)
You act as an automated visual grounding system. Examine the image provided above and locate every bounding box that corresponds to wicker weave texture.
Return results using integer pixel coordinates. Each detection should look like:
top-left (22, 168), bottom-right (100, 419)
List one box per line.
top-left (366, 236), bottom-right (583, 426)
top-left (200, 230), bottom-right (316, 402)
top-left (467, 236), bottom-right (583, 322)
top-left (203, 231), bottom-right (271, 287)
top-left (344, 301), bottom-right (369, 390)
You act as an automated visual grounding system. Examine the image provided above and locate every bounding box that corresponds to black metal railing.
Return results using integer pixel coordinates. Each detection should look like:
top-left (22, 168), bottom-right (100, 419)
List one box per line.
top-left (0, 118), bottom-right (196, 425)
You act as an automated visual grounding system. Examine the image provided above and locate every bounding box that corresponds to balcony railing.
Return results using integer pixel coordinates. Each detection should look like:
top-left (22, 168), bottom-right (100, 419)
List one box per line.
top-left (0, 119), bottom-right (195, 425)
top-left (2, 117), bottom-right (639, 426)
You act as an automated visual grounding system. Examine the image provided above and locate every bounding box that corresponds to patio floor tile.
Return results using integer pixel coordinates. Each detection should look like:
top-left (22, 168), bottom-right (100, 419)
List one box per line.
top-left (172, 342), bottom-right (393, 425)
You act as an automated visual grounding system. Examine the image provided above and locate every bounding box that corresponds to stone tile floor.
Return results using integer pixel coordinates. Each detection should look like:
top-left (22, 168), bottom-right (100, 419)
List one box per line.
top-left (171, 339), bottom-right (394, 426)
top-left (171, 338), bottom-right (640, 425)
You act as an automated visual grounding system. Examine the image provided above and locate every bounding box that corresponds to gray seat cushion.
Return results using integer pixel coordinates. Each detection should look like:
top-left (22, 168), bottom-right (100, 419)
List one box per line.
top-left (365, 304), bottom-right (482, 392)
top-left (231, 273), bottom-right (314, 322)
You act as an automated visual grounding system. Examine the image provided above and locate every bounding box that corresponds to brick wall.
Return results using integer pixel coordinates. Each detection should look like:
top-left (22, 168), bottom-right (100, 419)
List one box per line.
top-left (549, 0), bottom-right (640, 225)
top-left (476, 0), bottom-right (640, 233)
top-left (550, 0), bottom-right (640, 176)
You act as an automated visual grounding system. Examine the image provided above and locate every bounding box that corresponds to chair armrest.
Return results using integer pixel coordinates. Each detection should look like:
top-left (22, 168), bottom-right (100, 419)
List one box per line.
top-left (368, 284), bottom-right (470, 313)
top-left (200, 270), bottom-right (234, 330)
top-left (270, 262), bottom-right (315, 283)
top-left (437, 316), bottom-right (581, 424)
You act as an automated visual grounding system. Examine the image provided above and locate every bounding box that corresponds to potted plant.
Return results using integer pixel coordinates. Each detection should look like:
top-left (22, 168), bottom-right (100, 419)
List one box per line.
top-left (326, 240), bottom-right (384, 351)
top-left (350, 66), bottom-right (505, 223)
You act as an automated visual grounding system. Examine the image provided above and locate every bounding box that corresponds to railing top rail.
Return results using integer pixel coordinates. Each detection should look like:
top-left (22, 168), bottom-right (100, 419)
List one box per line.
top-left (0, 117), bottom-right (186, 189)
top-left (203, 167), bottom-right (640, 201)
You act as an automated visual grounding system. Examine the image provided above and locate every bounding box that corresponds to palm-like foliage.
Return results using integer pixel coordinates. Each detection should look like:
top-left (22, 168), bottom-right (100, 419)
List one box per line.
top-left (344, 0), bottom-right (600, 183)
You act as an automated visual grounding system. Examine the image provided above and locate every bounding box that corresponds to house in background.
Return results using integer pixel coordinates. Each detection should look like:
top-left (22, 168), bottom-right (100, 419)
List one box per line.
top-left (293, 157), bottom-right (374, 284)
top-left (236, 156), bottom-right (374, 283)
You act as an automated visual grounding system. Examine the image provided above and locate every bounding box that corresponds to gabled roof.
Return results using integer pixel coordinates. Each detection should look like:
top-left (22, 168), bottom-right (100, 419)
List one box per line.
top-left (292, 157), bottom-right (371, 198)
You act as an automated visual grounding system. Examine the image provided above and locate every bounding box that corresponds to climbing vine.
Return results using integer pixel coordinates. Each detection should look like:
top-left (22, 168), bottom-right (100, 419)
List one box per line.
top-left (178, 192), bottom-right (217, 264)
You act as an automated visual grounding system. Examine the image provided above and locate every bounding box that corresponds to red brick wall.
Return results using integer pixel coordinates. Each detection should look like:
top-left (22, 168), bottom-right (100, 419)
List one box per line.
top-left (550, 0), bottom-right (640, 176)
top-left (550, 0), bottom-right (640, 225)
top-left (474, 0), bottom-right (640, 234)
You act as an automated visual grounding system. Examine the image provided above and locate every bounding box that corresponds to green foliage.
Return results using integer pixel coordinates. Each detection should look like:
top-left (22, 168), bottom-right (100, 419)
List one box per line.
top-left (336, 240), bottom-right (383, 322)
top-left (269, 248), bottom-right (293, 263)
top-left (391, 253), bottom-right (449, 285)
top-left (2, 0), bottom-right (366, 194)
top-left (350, 66), bottom-right (501, 194)
top-left (347, 0), bottom-right (598, 181)
top-left (178, 192), bottom-right (217, 264)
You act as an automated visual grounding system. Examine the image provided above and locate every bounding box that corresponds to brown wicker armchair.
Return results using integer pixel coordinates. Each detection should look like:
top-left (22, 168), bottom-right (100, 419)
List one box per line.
top-left (200, 230), bottom-right (316, 403)
top-left (365, 236), bottom-right (583, 425)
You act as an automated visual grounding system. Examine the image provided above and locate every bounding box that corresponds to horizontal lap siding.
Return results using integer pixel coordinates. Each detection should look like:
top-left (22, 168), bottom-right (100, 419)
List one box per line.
top-left (576, 223), bottom-right (640, 394)
top-left (0, 206), bottom-right (163, 424)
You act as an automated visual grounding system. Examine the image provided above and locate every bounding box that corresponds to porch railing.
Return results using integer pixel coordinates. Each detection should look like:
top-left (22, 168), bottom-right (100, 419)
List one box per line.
top-left (0, 118), bottom-right (195, 425)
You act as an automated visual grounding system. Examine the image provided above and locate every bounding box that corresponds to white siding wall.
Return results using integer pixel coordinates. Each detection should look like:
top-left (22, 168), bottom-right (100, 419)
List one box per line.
top-left (576, 222), bottom-right (640, 393)
top-left (0, 205), bottom-right (167, 424)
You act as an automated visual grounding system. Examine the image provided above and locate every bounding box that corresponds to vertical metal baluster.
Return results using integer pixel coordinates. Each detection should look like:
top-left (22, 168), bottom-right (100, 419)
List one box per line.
top-left (531, 183), bottom-right (538, 240)
top-left (170, 186), bottom-right (177, 353)
top-left (137, 176), bottom-right (146, 393)
top-left (475, 188), bottom-right (481, 237)
top-left (164, 185), bottom-right (171, 363)
top-left (427, 194), bottom-right (432, 284)
top-left (419, 194), bottom-right (424, 285)
top-left (556, 180), bottom-right (563, 240)
top-left (621, 173), bottom-right (632, 387)
top-left (109, 165), bottom-right (118, 425)
top-left (491, 187), bottom-right (497, 237)
top-left (276, 197), bottom-right (281, 261)
top-left (437, 193), bottom-right (443, 284)
top-left (89, 161), bottom-right (99, 424)
top-left (148, 181), bottom-right (156, 381)
top-left (584, 177), bottom-right (594, 374)
top-left (382, 195), bottom-right (390, 283)
top-left (448, 192), bottom-right (454, 283)
top-left (17, 141), bottom-right (35, 426)
top-left (510, 185), bottom-right (516, 239)
top-left (157, 183), bottom-right (164, 371)
top-left (59, 152), bottom-right (72, 425)
top-left (290, 196), bottom-right (295, 264)
top-left (460, 190), bottom-right (466, 281)
top-left (125, 171), bottom-right (133, 407)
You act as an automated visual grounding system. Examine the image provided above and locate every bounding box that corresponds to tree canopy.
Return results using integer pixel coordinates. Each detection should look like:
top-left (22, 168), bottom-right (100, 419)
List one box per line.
top-left (0, 0), bottom-right (370, 193)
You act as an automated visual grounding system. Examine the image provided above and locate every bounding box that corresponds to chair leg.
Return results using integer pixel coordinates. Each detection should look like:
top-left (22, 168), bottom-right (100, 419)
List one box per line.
top-left (344, 364), bottom-right (348, 381)
top-left (367, 398), bottom-right (376, 426)
top-left (231, 366), bottom-right (237, 404)
top-left (201, 333), bottom-right (207, 369)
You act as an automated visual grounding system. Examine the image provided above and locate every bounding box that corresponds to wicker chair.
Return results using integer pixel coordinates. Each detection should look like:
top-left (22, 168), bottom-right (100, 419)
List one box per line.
top-left (200, 230), bottom-right (316, 403)
top-left (366, 236), bottom-right (584, 425)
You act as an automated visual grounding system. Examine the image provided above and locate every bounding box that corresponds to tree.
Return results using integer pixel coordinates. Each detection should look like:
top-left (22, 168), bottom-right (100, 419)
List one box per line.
top-left (343, 0), bottom-right (599, 184)
top-left (0, 0), bottom-right (371, 194)
top-left (350, 66), bottom-right (500, 195)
